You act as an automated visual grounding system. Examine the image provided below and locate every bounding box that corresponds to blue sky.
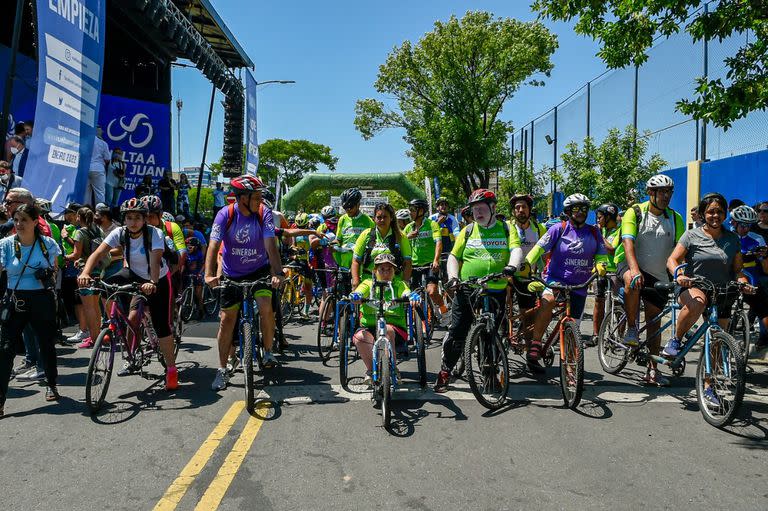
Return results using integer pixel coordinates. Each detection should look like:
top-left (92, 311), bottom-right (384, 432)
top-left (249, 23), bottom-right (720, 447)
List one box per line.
top-left (171, 0), bottom-right (606, 174)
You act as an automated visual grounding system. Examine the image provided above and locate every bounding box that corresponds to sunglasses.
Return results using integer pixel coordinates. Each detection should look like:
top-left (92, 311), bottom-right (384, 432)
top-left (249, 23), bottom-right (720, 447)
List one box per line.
top-left (569, 205), bottom-right (589, 213)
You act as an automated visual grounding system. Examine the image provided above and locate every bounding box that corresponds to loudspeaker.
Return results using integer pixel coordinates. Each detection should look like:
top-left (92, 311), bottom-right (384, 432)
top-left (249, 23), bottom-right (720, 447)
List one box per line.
top-left (222, 92), bottom-right (244, 178)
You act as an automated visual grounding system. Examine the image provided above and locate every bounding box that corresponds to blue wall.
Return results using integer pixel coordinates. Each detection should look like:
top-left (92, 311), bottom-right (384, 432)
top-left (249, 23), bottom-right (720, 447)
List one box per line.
top-left (663, 165), bottom-right (689, 214)
top-left (700, 149), bottom-right (768, 207)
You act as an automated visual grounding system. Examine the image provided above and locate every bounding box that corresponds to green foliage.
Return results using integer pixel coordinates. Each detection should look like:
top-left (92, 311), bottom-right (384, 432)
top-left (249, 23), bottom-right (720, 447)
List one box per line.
top-left (189, 187), bottom-right (214, 218)
top-left (295, 190), bottom-right (332, 214)
top-left (558, 126), bottom-right (667, 208)
top-left (496, 151), bottom-right (549, 216)
top-left (257, 139), bottom-right (338, 187)
top-left (533, 0), bottom-right (768, 129)
top-left (354, 11), bottom-right (557, 195)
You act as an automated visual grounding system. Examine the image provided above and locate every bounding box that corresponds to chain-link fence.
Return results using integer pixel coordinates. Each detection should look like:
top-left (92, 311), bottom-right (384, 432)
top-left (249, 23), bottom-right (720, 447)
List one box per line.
top-left (512, 21), bottom-right (768, 183)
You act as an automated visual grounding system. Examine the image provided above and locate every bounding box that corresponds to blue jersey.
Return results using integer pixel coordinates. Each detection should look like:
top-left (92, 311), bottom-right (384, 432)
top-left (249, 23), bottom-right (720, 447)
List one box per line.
top-left (738, 231), bottom-right (766, 282)
top-left (429, 213), bottom-right (460, 253)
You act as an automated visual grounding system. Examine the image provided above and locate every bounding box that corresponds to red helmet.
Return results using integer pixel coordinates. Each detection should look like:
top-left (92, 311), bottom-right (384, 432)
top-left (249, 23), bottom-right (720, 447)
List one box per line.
top-left (120, 197), bottom-right (148, 216)
top-left (231, 175), bottom-right (266, 195)
top-left (468, 188), bottom-right (497, 206)
top-left (140, 195), bottom-right (163, 213)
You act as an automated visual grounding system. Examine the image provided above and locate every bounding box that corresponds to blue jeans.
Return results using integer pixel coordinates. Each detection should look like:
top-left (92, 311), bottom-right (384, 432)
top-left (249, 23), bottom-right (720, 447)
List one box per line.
top-left (23, 324), bottom-right (43, 372)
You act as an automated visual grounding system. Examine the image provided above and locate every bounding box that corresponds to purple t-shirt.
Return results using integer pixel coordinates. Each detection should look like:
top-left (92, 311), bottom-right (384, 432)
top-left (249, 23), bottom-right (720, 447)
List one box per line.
top-left (538, 221), bottom-right (606, 294)
top-left (210, 205), bottom-right (275, 278)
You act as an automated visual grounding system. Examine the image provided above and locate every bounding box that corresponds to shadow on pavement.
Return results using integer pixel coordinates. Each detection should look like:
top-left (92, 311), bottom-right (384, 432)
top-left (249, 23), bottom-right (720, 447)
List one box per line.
top-left (388, 398), bottom-right (470, 437)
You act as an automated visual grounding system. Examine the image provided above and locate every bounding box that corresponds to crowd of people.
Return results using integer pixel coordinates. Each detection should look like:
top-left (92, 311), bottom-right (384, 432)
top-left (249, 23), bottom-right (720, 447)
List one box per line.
top-left (1, 168), bottom-right (766, 419)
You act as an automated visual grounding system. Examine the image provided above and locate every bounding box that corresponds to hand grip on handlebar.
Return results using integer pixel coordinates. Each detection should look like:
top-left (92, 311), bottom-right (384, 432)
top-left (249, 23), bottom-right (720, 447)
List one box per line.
top-left (527, 281), bottom-right (546, 293)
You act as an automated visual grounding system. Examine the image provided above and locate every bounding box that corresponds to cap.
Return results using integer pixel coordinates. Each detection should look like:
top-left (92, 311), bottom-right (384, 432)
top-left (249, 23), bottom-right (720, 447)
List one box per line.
top-left (64, 202), bottom-right (83, 214)
top-left (373, 253), bottom-right (398, 269)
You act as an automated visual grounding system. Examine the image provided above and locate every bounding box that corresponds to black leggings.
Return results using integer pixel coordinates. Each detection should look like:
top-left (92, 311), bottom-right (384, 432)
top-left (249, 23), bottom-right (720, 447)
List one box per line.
top-left (0, 290), bottom-right (59, 404)
top-left (441, 288), bottom-right (505, 371)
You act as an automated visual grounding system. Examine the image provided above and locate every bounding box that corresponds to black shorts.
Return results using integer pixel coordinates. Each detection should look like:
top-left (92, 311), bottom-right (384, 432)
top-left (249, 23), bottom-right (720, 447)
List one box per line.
top-left (287, 260), bottom-right (313, 279)
top-left (617, 265), bottom-right (670, 310)
top-left (411, 266), bottom-right (439, 287)
top-left (511, 278), bottom-right (537, 310)
top-left (220, 266), bottom-right (273, 310)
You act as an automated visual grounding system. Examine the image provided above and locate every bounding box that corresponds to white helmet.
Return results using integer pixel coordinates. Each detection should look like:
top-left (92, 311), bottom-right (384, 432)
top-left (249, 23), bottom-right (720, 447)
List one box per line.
top-left (731, 205), bottom-right (758, 225)
top-left (321, 205), bottom-right (336, 218)
top-left (646, 174), bottom-right (674, 190)
top-left (563, 193), bottom-right (591, 210)
top-left (325, 231), bottom-right (337, 244)
top-left (396, 208), bottom-right (411, 221)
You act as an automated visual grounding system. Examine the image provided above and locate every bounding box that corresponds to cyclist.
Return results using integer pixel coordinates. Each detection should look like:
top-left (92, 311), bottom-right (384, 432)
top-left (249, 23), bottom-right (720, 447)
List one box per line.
top-left (507, 194), bottom-right (546, 348)
top-left (320, 205), bottom-right (338, 235)
top-left (524, 193), bottom-right (607, 373)
top-left (206, 176), bottom-right (284, 391)
top-left (403, 198), bottom-right (449, 326)
top-left (434, 189), bottom-right (521, 392)
top-left (430, 197), bottom-right (461, 279)
top-left (665, 193), bottom-right (754, 406)
top-left (349, 253), bottom-right (419, 386)
top-left (290, 213), bottom-right (314, 319)
top-left (184, 236), bottom-right (205, 318)
top-left (459, 205), bottom-right (473, 227)
top-left (616, 174), bottom-right (685, 386)
top-left (590, 203), bottom-right (621, 346)
top-left (395, 208), bottom-right (411, 231)
top-left (142, 196), bottom-right (187, 296)
top-left (352, 202), bottom-right (412, 288)
top-left (335, 188), bottom-right (374, 290)
top-left (720, 204), bottom-right (768, 350)
top-left (78, 198), bottom-right (179, 388)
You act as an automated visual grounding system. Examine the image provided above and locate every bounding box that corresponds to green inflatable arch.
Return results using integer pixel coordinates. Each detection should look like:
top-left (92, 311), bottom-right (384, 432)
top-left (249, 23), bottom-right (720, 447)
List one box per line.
top-left (280, 172), bottom-right (426, 211)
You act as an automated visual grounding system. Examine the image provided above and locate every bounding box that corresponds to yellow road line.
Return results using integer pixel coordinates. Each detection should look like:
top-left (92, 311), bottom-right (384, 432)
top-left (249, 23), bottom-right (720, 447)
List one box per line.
top-left (153, 401), bottom-right (245, 511)
top-left (194, 403), bottom-right (270, 510)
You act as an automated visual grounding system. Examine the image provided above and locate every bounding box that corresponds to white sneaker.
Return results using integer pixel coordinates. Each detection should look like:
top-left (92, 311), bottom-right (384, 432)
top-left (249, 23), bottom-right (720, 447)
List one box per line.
top-left (211, 368), bottom-right (229, 391)
top-left (262, 351), bottom-right (278, 369)
top-left (439, 312), bottom-right (451, 328)
top-left (66, 330), bottom-right (87, 343)
top-left (17, 368), bottom-right (45, 382)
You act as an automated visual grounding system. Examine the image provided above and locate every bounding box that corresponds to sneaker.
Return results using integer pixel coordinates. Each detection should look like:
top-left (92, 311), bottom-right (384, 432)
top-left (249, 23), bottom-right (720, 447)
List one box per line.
top-left (77, 337), bottom-right (95, 349)
top-left (703, 387), bottom-right (721, 409)
top-left (117, 361), bottom-right (138, 377)
top-left (226, 355), bottom-right (241, 375)
top-left (662, 338), bottom-right (681, 357)
top-left (585, 335), bottom-right (599, 348)
top-left (211, 368), bottom-right (229, 391)
top-left (262, 351), bottom-right (278, 369)
top-left (66, 330), bottom-right (87, 343)
top-left (361, 371), bottom-right (373, 387)
top-left (642, 368), bottom-right (670, 387)
top-left (434, 369), bottom-right (451, 393)
top-left (12, 360), bottom-right (34, 377)
top-left (623, 326), bottom-right (640, 347)
top-left (45, 386), bottom-right (60, 402)
top-left (17, 368), bottom-right (46, 382)
top-left (166, 366), bottom-right (179, 391)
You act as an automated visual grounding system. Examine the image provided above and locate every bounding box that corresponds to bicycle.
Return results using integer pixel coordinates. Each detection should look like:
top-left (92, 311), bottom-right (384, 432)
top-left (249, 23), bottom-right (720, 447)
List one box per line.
top-left (457, 272), bottom-right (511, 410)
top-left (505, 286), bottom-right (563, 370)
top-left (221, 276), bottom-right (276, 414)
top-left (179, 273), bottom-right (205, 322)
top-left (647, 266), bottom-right (747, 428)
top-left (410, 264), bottom-right (438, 344)
top-left (727, 249), bottom-right (762, 359)
top-left (528, 272), bottom-right (603, 409)
top-left (84, 280), bottom-right (171, 414)
top-left (314, 266), bottom-right (352, 361)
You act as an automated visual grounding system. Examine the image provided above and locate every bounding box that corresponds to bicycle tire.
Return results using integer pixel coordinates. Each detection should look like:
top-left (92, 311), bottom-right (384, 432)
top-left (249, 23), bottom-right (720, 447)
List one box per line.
top-left (242, 320), bottom-right (256, 414)
top-left (696, 331), bottom-right (746, 428)
top-left (203, 286), bottom-right (220, 316)
top-left (85, 327), bottom-right (116, 414)
top-left (597, 308), bottom-right (629, 374)
top-left (560, 321), bottom-right (584, 409)
top-left (727, 309), bottom-right (751, 360)
top-left (280, 281), bottom-right (295, 322)
top-left (379, 343), bottom-right (392, 429)
top-left (316, 296), bottom-right (336, 361)
top-left (180, 287), bottom-right (195, 323)
top-left (413, 308), bottom-right (427, 388)
top-left (425, 298), bottom-right (435, 343)
top-left (338, 306), bottom-right (350, 389)
top-left (464, 320), bottom-right (509, 410)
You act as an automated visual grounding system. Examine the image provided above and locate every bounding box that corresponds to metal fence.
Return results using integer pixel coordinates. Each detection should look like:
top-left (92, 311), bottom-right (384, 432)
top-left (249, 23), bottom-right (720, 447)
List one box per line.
top-left (512, 20), bottom-right (768, 185)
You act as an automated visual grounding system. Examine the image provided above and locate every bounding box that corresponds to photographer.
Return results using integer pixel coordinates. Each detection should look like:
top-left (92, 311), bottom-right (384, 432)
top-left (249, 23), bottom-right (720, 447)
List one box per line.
top-left (0, 204), bottom-right (62, 417)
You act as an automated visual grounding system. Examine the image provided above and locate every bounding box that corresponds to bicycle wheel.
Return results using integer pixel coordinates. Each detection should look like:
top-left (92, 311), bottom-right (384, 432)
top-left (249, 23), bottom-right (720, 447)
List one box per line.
top-left (280, 280), bottom-right (295, 321)
top-left (560, 321), bottom-right (584, 409)
top-left (242, 320), bottom-right (256, 414)
top-left (85, 327), bottom-right (116, 414)
top-left (727, 309), bottom-right (751, 360)
top-left (338, 306), bottom-right (351, 389)
top-left (696, 331), bottom-right (746, 428)
top-left (203, 285), bottom-right (220, 316)
top-left (379, 343), bottom-right (392, 429)
top-left (425, 298), bottom-right (435, 343)
top-left (180, 287), bottom-right (195, 323)
top-left (464, 320), bottom-right (509, 410)
top-left (413, 309), bottom-right (427, 388)
top-left (597, 308), bottom-right (629, 374)
top-left (316, 296), bottom-right (336, 361)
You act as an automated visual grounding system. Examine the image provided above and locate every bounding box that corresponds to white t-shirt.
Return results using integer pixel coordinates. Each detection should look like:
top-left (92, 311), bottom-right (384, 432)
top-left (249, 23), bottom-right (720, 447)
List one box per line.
top-left (103, 226), bottom-right (169, 281)
top-left (635, 211), bottom-right (676, 282)
top-left (89, 137), bottom-right (111, 174)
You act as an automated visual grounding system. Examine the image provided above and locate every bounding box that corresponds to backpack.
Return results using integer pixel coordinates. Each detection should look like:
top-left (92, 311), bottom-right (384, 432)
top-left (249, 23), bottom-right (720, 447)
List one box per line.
top-left (631, 203), bottom-right (680, 241)
top-left (361, 228), bottom-right (403, 269)
top-left (552, 220), bottom-right (600, 253)
top-left (224, 202), bottom-right (263, 234)
top-left (162, 221), bottom-right (180, 266)
top-left (465, 220), bottom-right (510, 239)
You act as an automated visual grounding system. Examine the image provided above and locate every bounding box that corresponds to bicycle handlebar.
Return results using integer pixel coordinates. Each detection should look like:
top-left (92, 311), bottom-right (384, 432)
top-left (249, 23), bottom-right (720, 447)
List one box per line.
top-left (528, 271), bottom-right (600, 292)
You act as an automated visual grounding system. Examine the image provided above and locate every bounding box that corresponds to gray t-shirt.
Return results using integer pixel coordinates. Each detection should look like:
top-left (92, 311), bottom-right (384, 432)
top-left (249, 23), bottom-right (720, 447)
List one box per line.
top-left (634, 210), bottom-right (676, 282)
top-left (678, 227), bottom-right (740, 285)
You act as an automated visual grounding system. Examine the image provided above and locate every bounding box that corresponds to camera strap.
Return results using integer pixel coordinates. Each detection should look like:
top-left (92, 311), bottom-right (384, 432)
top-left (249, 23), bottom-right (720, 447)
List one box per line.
top-left (7, 235), bottom-right (40, 304)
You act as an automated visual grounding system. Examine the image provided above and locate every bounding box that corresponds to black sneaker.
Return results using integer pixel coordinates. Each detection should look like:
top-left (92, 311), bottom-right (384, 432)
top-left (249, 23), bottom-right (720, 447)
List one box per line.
top-left (45, 386), bottom-right (60, 402)
top-left (585, 335), bottom-right (599, 348)
top-left (526, 357), bottom-right (546, 374)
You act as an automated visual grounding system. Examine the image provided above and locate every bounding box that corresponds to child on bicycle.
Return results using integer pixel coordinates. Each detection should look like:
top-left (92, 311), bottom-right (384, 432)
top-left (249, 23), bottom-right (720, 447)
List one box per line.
top-left (184, 236), bottom-right (205, 318)
top-left (349, 253), bottom-right (419, 386)
top-left (78, 197), bottom-right (179, 390)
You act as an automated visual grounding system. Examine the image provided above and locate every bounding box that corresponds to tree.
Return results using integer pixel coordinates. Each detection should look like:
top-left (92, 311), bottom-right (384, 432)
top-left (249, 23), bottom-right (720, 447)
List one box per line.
top-left (257, 139), bottom-right (338, 188)
top-left (496, 151), bottom-right (548, 216)
top-left (533, 0), bottom-right (768, 129)
top-left (559, 126), bottom-right (667, 208)
top-left (354, 11), bottom-right (558, 195)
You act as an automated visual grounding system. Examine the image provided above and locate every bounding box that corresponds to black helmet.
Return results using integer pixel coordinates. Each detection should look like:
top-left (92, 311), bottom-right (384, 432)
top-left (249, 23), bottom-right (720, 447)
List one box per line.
top-left (340, 188), bottom-right (362, 209)
top-left (509, 194), bottom-right (533, 209)
top-left (435, 197), bottom-right (449, 205)
top-left (262, 189), bottom-right (275, 204)
top-left (408, 198), bottom-right (429, 211)
top-left (596, 203), bottom-right (619, 221)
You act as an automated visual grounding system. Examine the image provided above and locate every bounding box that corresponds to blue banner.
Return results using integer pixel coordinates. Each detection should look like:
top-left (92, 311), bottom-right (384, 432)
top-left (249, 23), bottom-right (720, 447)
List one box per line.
top-left (0, 45), bottom-right (38, 142)
top-left (24, 0), bottom-right (106, 212)
top-left (245, 71), bottom-right (259, 176)
top-left (99, 94), bottom-right (171, 202)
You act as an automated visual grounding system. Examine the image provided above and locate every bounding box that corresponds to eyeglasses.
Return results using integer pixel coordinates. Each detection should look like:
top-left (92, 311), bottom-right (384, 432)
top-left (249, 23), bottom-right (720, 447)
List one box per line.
top-left (759, 209), bottom-right (768, 213)
top-left (570, 205), bottom-right (589, 213)
top-left (3, 199), bottom-right (22, 205)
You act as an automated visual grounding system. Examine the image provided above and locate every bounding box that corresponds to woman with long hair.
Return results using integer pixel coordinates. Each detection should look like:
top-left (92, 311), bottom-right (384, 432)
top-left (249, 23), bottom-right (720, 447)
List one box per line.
top-left (351, 202), bottom-right (412, 288)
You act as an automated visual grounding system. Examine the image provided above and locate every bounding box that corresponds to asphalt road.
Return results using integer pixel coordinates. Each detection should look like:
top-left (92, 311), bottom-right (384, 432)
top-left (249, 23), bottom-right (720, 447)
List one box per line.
top-left (2, 312), bottom-right (767, 511)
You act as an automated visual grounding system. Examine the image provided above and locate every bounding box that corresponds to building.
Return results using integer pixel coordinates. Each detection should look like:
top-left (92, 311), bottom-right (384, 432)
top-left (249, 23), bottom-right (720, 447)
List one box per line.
top-left (180, 167), bottom-right (214, 187)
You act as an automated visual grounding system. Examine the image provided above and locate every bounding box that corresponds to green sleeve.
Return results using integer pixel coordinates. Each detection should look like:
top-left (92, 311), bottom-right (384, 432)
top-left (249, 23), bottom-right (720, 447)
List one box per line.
top-left (353, 228), bottom-right (371, 261)
top-left (171, 223), bottom-right (187, 253)
top-left (621, 204), bottom-right (639, 240)
top-left (673, 211), bottom-right (686, 242)
top-left (507, 221), bottom-right (521, 249)
top-left (334, 215), bottom-right (345, 239)
top-left (354, 279), bottom-right (371, 297)
top-left (526, 244), bottom-right (546, 267)
top-left (430, 221), bottom-right (441, 241)
top-left (450, 227), bottom-right (468, 260)
top-left (399, 232), bottom-right (412, 259)
top-left (398, 279), bottom-right (411, 296)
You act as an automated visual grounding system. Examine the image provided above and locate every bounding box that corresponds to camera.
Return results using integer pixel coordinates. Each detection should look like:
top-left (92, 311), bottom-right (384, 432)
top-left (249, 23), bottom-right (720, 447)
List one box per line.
top-left (34, 268), bottom-right (56, 289)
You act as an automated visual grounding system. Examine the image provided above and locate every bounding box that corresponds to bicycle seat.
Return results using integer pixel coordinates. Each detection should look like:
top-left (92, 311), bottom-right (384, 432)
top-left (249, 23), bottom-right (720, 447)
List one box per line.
top-left (653, 282), bottom-right (675, 293)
